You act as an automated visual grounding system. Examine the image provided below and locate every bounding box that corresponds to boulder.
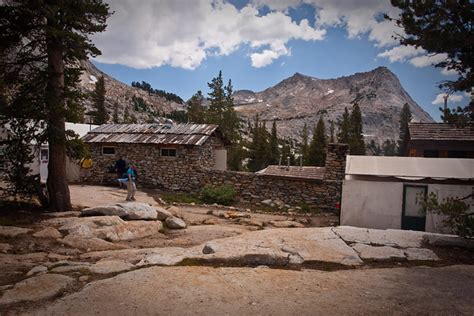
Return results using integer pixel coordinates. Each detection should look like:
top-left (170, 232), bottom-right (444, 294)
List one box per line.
top-left (165, 216), bottom-right (187, 229)
top-left (166, 206), bottom-right (180, 216)
top-left (58, 216), bottom-right (126, 237)
top-left (0, 274), bottom-right (74, 305)
top-left (155, 206), bottom-right (173, 221)
top-left (0, 226), bottom-right (32, 237)
top-left (26, 265), bottom-right (48, 276)
top-left (81, 205), bottom-right (126, 217)
top-left (59, 235), bottom-right (128, 252)
top-left (202, 218), bottom-right (217, 225)
top-left (261, 199), bottom-right (273, 207)
top-left (115, 203), bottom-right (158, 220)
top-left (81, 203), bottom-right (158, 220)
top-left (238, 218), bottom-right (264, 228)
top-left (202, 243), bottom-right (219, 254)
top-left (50, 262), bottom-right (91, 273)
top-left (33, 227), bottom-right (62, 239)
top-left (93, 221), bottom-right (163, 242)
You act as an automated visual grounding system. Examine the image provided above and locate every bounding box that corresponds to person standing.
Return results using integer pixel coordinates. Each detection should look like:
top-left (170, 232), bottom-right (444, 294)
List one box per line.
top-left (115, 156), bottom-right (127, 188)
top-left (126, 164), bottom-right (137, 201)
top-left (79, 155), bottom-right (93, 184)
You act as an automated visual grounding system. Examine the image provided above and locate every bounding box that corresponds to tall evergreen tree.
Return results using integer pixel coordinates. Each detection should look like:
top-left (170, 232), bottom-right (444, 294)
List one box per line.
top-left (329, 120), bottom-right (335, 143)
top-left (0, 1), bottom-right (111, 211)
top-left (206, 71), bottom-right (242, 170)
top-left (383, 139), bottom-right (397, 156)
top-left (388, 1), bottom-right (473, 125)
top-left (91, 76), bottom-right (108, 124)
top-left (112, 102), bottom-right (120, 123)
top-left (349, 104), bottom-right (365, 155)
top-left (269, 120), bottom-right (279, 165)
top-left (300, 123), bottom-right (310, 165)
top-left (337, 107), bottom-right (351, 144)
top-left (187, 90), bottom-right (206, 123)
top-left (308, 116), bottom-right (327, 166)
top-left (397, 103), bottom-right (412, 156)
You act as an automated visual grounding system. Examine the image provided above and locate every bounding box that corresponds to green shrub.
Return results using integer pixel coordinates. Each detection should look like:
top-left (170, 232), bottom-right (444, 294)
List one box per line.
top-left (200, 185), bottom-right (236, 206)
top-left (161, 192), bottom-right (201, 204)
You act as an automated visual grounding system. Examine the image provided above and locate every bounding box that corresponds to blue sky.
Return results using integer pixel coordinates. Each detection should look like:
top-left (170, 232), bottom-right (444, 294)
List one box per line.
top-left (91, 0), bottom-right (467, 121)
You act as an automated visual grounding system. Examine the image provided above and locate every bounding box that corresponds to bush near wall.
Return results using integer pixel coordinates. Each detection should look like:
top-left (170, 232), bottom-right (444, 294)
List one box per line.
top-left (200, 185), bottom-right (236, 206)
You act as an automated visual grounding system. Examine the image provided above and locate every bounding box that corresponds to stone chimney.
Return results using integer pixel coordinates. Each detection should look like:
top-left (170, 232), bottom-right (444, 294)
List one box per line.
top-left (324, 143), bottom-right (349, 181)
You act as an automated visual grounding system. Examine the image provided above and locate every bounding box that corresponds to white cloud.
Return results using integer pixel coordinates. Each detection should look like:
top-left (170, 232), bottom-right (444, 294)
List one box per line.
top-left (377, 46), bottom-right (424, 63)
top-left (409, 53), bottom-right (447, 68)
top-left (432, 93), bottom-right (464, 105)
top-left (441, 67), bottom-right (458, 76)
top-left (92, 0), bottom-right (325, 69)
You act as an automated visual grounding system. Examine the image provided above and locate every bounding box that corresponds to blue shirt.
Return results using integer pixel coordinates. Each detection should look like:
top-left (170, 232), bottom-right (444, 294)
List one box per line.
top-left (127, 167), bottom-right (136, 182)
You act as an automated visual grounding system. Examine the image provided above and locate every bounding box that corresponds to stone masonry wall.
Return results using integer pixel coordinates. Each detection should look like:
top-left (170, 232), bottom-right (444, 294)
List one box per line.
top-left (86, 140), bottom-right (349, 213)
top-left (87, 136), bottom-right (221, 190)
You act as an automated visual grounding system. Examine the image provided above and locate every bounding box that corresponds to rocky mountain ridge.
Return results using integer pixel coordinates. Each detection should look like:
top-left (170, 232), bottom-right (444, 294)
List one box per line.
top-left (233, 67), bottom-right (434, 144)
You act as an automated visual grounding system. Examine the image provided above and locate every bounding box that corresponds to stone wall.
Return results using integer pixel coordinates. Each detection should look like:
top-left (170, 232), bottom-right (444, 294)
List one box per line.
top-left (86, 140), bottom-right (349, 212)
top-left (87, 136), bottom-right (222, 190)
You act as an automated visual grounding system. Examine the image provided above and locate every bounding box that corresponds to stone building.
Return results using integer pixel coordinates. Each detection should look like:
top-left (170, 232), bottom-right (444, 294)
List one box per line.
top-left (83, 123), bottom-right (349, 212)
top-left (82, 123), bottom-right (229, 189)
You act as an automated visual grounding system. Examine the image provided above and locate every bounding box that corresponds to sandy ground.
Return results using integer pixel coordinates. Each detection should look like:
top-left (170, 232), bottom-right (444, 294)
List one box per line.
top-left (30, 265), bottom-right (474, 316)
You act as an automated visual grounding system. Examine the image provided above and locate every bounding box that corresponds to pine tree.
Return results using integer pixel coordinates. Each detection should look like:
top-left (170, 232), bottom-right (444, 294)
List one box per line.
top-left (337, 107), bottom-right (351, 144)
top-left (329, 120), bottom-right (335, 143)
top-left (0, 1), bottom-right (111, 211)
top-left (206, 71), bottom-right (242, 170)
top-left (123, 107), bottom-right (131, 123)
top-left (383, 139), bottom-right (397, 156)
top-left (308, 116), bottom-right (327, 166)
top-left (269, 120), bottom-right (279, 165)
top-left (397, 103), bottom-right (412, 156)
top-left (112, 102), bottom-right (120, 123)
top-left (349, 104), bottom-right (365, 155)
top-left (91, 76), bottom-right (108, 124)
top-left (187, 91), bottom-right (206, 123)
top-left (300, 123), bottom-right (310, 165)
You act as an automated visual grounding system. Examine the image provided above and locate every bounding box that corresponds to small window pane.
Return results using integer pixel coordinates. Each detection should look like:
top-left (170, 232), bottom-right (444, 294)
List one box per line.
top-left (405, 186), bottom-right (426, 217)
top-left (161, 148), bottom-right (176, 157)
top-left (102, 147), bottom-right (115, 155)
top-left (40, 149), bottom-right (49, 160)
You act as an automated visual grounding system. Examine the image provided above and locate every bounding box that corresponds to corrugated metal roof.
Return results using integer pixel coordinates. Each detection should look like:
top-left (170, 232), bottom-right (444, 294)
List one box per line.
top-left (345, 155), bottom-right (474, 180)
top-left (82, 123), bottom-right (223, 146)
top-left (409, 123), bottom-right (474, 142)
top-left (256, 165), bottom-right (325, 180)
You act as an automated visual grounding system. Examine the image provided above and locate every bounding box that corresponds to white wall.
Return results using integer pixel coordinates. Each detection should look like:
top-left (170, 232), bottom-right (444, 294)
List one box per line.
top-left (341, 180), bottom-right (403, 229)
top-left (341, 179), bottom-right (474, 234)
top-left (425, 184), bottom-right (474, 234)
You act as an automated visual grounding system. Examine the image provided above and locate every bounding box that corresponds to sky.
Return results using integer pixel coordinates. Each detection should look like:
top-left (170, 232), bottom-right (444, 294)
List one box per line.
top-left (90, 0), bottom-right (469, 122)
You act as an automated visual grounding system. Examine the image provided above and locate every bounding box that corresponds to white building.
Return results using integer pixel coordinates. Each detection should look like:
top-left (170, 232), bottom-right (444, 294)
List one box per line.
top-left (341, 155), bottom-right (474, 234)
top-left (1, 122), bottom-right (98, 183)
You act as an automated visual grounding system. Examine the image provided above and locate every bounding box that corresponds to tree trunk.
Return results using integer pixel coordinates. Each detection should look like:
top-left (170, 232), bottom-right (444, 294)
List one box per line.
top-left (45, 15), bottom-right (72, 212)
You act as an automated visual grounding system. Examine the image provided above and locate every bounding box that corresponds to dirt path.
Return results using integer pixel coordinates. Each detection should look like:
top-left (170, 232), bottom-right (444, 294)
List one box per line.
top-left (31, 265), bottom-right (474, 315)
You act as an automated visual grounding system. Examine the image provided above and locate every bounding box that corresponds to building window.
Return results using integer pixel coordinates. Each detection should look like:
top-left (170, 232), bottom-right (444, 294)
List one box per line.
top-left (423, 150), bottom-right (439, 158)
top-left (102, 147), bottom-right (116, 155)
top-left (40, 149), bottom-right (49, 161)
top-left (161, 148), bottom-right (177, 157)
